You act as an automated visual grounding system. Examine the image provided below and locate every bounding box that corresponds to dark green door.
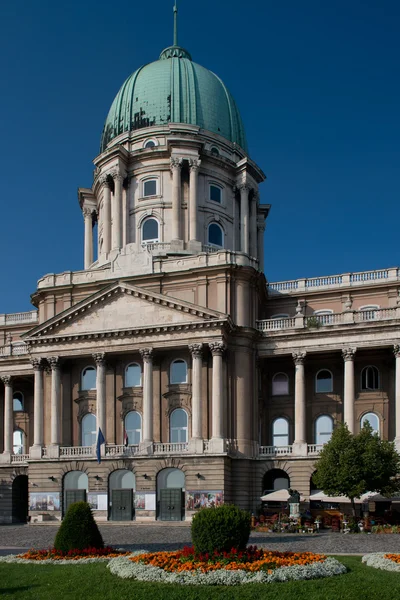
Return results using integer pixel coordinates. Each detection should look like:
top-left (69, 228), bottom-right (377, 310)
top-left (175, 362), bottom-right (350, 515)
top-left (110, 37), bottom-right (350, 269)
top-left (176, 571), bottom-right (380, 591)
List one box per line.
top-left (65, 489), bottom-right (86, 515)
top-left (160, 488), bottom-right (183, 521)
top-left (111, 489), bottom-right (133, 521)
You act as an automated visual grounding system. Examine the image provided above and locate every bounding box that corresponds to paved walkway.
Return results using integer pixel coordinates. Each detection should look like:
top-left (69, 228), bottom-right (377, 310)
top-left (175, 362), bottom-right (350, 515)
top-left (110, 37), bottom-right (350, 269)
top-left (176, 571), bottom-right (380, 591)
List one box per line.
top-left (0, 524), bottom-right (400, 555)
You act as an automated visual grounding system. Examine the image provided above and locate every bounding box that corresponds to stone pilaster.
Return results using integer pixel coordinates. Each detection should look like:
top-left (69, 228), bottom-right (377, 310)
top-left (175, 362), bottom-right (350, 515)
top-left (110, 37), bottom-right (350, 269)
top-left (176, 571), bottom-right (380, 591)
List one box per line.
top-left (209, 342), bottom-right (226, 453)
top-left (30, 358), bottom-right (44, 459)
top-left (170, 157), bottom-right (183, 241)
top-left (101, 176), bottom-right (111, 254)
top-left (239, 184), bottom-right (249, 254)
top-left (48, 356), bottom-right (61, 457)
top-left (83, 208), bottom-right (94, 269)
top-left (140, 348), bottom-right (154, 449)
top-left (189, 159), bottom-right (201, 243)
top-left (292, 351), bottom-right (307, 455)
top-left (112, 172), bottom-right (123, 250)
top-left (93, 353), bottom-right (106, 443)
top-left (1, 376), bottom-right (13, 461)
top-left (249, 191), bottom-right (258, 257)
top-left (188, 344), bottom-right (203, 453)
top-left (342, 347), bottom-right (357, 433)
top-left (394, 345), bottom-right (400, 450)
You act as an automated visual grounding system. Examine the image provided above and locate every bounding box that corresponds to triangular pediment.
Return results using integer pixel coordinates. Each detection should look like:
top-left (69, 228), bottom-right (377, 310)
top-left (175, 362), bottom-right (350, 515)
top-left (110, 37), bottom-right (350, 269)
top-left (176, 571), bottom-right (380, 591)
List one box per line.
top-left (24, 282), bottom-right (228, 341)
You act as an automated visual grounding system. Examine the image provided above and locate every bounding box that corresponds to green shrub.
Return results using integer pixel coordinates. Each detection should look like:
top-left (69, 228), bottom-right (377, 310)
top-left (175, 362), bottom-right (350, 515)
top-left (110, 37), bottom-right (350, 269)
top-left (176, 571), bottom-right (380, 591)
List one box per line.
top-left (191, 504), bottom-right (251, 554)
top-left (54, 501), bottom-right (104, 552)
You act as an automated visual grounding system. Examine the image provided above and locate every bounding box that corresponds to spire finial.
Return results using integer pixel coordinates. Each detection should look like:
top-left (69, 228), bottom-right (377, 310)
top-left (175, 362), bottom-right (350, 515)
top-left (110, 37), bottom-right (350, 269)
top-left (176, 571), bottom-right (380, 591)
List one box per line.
top-left (173, 1), bottom-right (178, 46)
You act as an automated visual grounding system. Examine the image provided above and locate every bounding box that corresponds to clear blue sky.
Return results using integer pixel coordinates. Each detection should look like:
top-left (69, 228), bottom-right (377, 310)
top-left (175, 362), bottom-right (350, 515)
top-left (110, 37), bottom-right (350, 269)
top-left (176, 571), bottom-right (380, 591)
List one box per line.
top-left (1, 0), bottom-right (399, 314)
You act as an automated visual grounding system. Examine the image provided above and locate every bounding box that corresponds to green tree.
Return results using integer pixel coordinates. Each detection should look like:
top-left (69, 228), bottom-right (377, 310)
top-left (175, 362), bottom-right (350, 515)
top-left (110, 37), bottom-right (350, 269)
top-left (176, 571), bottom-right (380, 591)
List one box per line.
top-left (54, 501), bottom-right (104, 552)
top-left (313, 422), bottom-right (400, 516)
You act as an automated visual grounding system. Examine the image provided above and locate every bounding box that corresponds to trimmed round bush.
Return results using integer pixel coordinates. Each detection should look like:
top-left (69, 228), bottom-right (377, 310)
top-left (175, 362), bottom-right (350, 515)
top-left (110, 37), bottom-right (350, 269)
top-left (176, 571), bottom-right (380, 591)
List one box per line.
top-left (191, 504), bottom-right (251, 554)
top-left (54, 501), bottom-right (104, 552)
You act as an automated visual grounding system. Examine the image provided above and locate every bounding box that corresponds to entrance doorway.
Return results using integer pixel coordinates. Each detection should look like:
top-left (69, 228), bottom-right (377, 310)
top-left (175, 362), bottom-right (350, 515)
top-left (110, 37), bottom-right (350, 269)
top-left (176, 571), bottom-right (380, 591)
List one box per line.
top-left (109, 470), bottom-right (135, 521)
top-left (63, 471), bottom-right (88, 516)
top-left (12, 475), bottom-right (28, 523)
top-left (157, 468), bottom-right (185, 521)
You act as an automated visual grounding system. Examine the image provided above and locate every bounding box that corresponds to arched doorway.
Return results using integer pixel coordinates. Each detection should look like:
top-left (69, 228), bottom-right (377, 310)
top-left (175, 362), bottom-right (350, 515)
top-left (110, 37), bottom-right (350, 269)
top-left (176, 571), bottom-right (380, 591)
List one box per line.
top-left (12, 475), bottom-right (28, 523)
top-left (109, 470), bottom-right (135, 521)
top-left (157, 468), bottom-right (185, 521)
top-left (262, 469), bottom-right (290, 495)
top-left (63, 471), bottom-right (88, 516)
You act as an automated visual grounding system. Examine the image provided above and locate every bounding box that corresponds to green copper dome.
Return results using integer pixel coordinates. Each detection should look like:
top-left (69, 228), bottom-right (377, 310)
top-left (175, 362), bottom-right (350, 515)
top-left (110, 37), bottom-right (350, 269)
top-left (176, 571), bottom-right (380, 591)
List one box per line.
top-left (100, 45), bottom-right (248, 153)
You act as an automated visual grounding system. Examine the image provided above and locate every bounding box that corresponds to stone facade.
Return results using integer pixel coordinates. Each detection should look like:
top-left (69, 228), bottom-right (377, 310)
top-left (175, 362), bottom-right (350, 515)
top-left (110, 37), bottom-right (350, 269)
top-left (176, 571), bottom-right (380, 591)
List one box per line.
top-left (1, 27), bottom-right (399, 524)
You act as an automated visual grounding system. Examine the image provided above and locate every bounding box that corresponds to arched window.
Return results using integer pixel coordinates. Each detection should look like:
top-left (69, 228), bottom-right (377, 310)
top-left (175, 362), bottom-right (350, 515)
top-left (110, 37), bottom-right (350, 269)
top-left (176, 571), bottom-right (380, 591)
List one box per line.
top-left (142, 218), bottom-right (159, 243)
top-left (361, 366), bottom-right (380, 391)
top-left (314, 309), bottom-right (333, 325)
top-left (210, 147), bottom-right (219, 157)
top-left (170, 359), bottom-right (188, 384)
top-left (272, 418), bottom-right (289, 447)
top-left (144, 139), bottom-right (157, 149)
top-left (361, 412), bottom-right (380, 435)
top-left (170, 409), bottom-right (188, 443)
top-left (81, 413), bottom-right (97, 446)
top-left (143, 178), bottom-right (158, 197)
top-left (315, 369), bottom-right (333, 393)
top-left (272, 373), bottom-right (289, 396)
top-left (13, 429), bottom-right (24, 454)
top-left (125, 363), bottom-right (142, 387)
top-left (209, 184), bottom-right (222, 203)
top-left (208, 223), bottom-right (224, 248)
top-left (13, 392), bottom-right (24, 412)
top-left (315, 415), bottom-right (333, 444)
top-left (81, 366), bottom-right (96, 391)
top-left (125, 411), bottom-right (142, 445)
top-left (263, 468), bottom-right (290, 494)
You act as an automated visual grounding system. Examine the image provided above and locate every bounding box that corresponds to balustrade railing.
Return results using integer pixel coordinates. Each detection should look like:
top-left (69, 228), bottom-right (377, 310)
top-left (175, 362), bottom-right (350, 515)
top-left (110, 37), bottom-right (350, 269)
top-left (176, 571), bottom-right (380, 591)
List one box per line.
top-left (257, 317), bottom-right (296, 331)
top-left (153, 442), bottom-right (188, 454)
top-left (259, 445), bottom-right (293, 456)
top-left (0, 342), bottom-right (29, 357)
top-left (60, 446), bottom-right (93, 457)
top-left (11, 453), bottom-right (29, 463)
top-left (307, 444), bottom-right (324, 456)
top-left (0, 311), bottom-right (38, 325)
top-left (105, 444), bottom-right (140, 457)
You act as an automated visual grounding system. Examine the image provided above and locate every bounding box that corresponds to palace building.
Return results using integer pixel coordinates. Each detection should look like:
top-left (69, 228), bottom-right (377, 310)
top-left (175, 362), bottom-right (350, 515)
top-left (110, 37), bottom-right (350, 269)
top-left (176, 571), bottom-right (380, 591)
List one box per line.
top-left (1, 6), bottom-right (399, 523)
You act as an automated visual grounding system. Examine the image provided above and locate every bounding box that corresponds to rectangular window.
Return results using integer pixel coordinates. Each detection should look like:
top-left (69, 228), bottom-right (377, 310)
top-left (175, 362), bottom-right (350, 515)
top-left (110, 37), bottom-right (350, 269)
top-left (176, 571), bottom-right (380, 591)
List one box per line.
top-left (144, 179), bottom-right (157, 197)
top-left (210, 184), bottom-right (222, 203)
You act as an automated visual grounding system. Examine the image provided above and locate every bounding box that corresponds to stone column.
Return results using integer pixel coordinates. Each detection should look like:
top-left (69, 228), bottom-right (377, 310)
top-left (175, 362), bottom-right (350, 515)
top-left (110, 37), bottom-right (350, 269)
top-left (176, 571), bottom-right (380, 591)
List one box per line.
top-left (292, 351), bottom-right (307, 455)
top-left (122, 178), bottom-right (130, 246)
top-left (83, 208), bottom-right (94, 269)
top-left (48, 356), bottom-right (61, 457)
top-left (93, 353), bottom-right (106, 442)
top-left (1, 376), bottom-right (13, 457)
top-left (394, 345), bottom-right (400, 448)
top-left (257, 222), bottom-right (266, 272)
top-left (342, 348), bottom-right (357, 433)
top-left (112, 172), bottom-right (123, 250)
top-left (189, 159), bottom-right (201, 242)
top-left (239, 184), bottom-right (249, 254)
top-left (249, 191), bottom-right (258, 257)
top-left (189, 344), bottom-right (203, 452)
top-left (101, 176), bottom-right (111, 254)
top-left (209, 342), bottom-right (226, 453)
top-left (30, 358), bottom-right (44, 458)
top-left (140, 348), bottom-right (154, 447)
top-left (170, 157), bottom-right (183, 240)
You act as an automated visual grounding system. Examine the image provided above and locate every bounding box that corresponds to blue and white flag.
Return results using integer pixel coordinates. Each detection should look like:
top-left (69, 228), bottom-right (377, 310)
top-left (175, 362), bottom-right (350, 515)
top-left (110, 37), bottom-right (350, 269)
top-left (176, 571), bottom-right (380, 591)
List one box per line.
top-left (96, 428), bottom-right (105, 464)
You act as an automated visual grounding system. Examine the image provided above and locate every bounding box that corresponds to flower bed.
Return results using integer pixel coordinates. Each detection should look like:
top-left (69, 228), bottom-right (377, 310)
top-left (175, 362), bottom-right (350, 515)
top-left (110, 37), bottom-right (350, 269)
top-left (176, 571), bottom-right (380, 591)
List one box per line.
top-left (362, 553), bottom-right (400, 572)
top-left (0, 546), bottom-right (130, 565)
top-left (108, 547), bottom-right (346, 585)
top-left (371, 525), bottom-right (400, 534)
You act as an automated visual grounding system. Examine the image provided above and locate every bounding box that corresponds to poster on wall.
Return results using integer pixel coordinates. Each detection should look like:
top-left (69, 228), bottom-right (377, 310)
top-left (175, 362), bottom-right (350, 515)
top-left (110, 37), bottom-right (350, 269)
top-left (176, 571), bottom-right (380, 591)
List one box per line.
top-left (87, 494), bottom-right (108, 511)
top-left (134, 493), bottom-right (146, 510)
top-left (185, 491), bottom-right (224, 511)
top-left (29, 493), bottom-right (60, 511)
top-left (145, 493), bottom-right (156, 511)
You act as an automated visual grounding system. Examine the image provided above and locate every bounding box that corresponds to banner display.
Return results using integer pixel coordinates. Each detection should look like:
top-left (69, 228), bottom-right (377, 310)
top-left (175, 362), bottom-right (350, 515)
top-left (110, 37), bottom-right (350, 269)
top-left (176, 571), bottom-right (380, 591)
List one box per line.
top-left (29, 493), bottom-right (60, 511)
top-left (87, 493), bottom-right (108, 511)
top-left (185, 491), bottom-right (224, 510)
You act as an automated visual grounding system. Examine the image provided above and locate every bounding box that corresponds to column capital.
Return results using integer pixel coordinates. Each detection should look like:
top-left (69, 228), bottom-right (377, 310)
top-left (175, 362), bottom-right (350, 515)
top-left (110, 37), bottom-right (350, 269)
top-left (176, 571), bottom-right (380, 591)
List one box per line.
top-left (31, 357), bottom-right (44, 371)
top-left (170, 156), bottom-right (183, 171)
top-left (342, 347), bottom-right (357, 361)
top-left (238, 183), bottom-right (249, 193)
top-left (140, 348), bottom-right (154, 362)
top-left (83, 207), bottom-right (95, 219)
top-left (292, 351), bottom-right (306, 365)
top-left (47, 356), bottom-right (60, 370)
top-left (189, 158), bottom-right (201, 172)
top-left (209, 341), bottom-right (226, 356)
top-left (113, 172), bottom-right (124, 182)
top-left (189, 343), bottom-right (203, 358)
top-left (394, 344), bottom-right (400, 358)
top-left (100, 174), bottom-right (111, 188)
top-left (1, 375), bottom-right (12, 386)
top-left (92, 352), bottom-right (106, 366)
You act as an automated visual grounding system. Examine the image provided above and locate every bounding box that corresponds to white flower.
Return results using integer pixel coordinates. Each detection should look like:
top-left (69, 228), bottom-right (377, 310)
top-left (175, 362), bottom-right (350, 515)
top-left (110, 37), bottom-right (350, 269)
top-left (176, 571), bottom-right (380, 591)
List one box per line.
top-left (362, 553), bottom-right (400, 572)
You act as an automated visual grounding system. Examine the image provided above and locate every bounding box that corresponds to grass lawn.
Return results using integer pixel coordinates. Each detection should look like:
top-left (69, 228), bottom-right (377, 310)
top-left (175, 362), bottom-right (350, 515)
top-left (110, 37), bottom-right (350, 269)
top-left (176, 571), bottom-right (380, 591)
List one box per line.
top-left (1, 557), bottom-right (400, 600)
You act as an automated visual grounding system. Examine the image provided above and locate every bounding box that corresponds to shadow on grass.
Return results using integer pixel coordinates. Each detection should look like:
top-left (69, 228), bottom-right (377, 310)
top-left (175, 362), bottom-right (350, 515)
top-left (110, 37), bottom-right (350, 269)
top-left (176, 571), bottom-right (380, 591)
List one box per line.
top-left (0, 586), bottom-right (38, 593)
